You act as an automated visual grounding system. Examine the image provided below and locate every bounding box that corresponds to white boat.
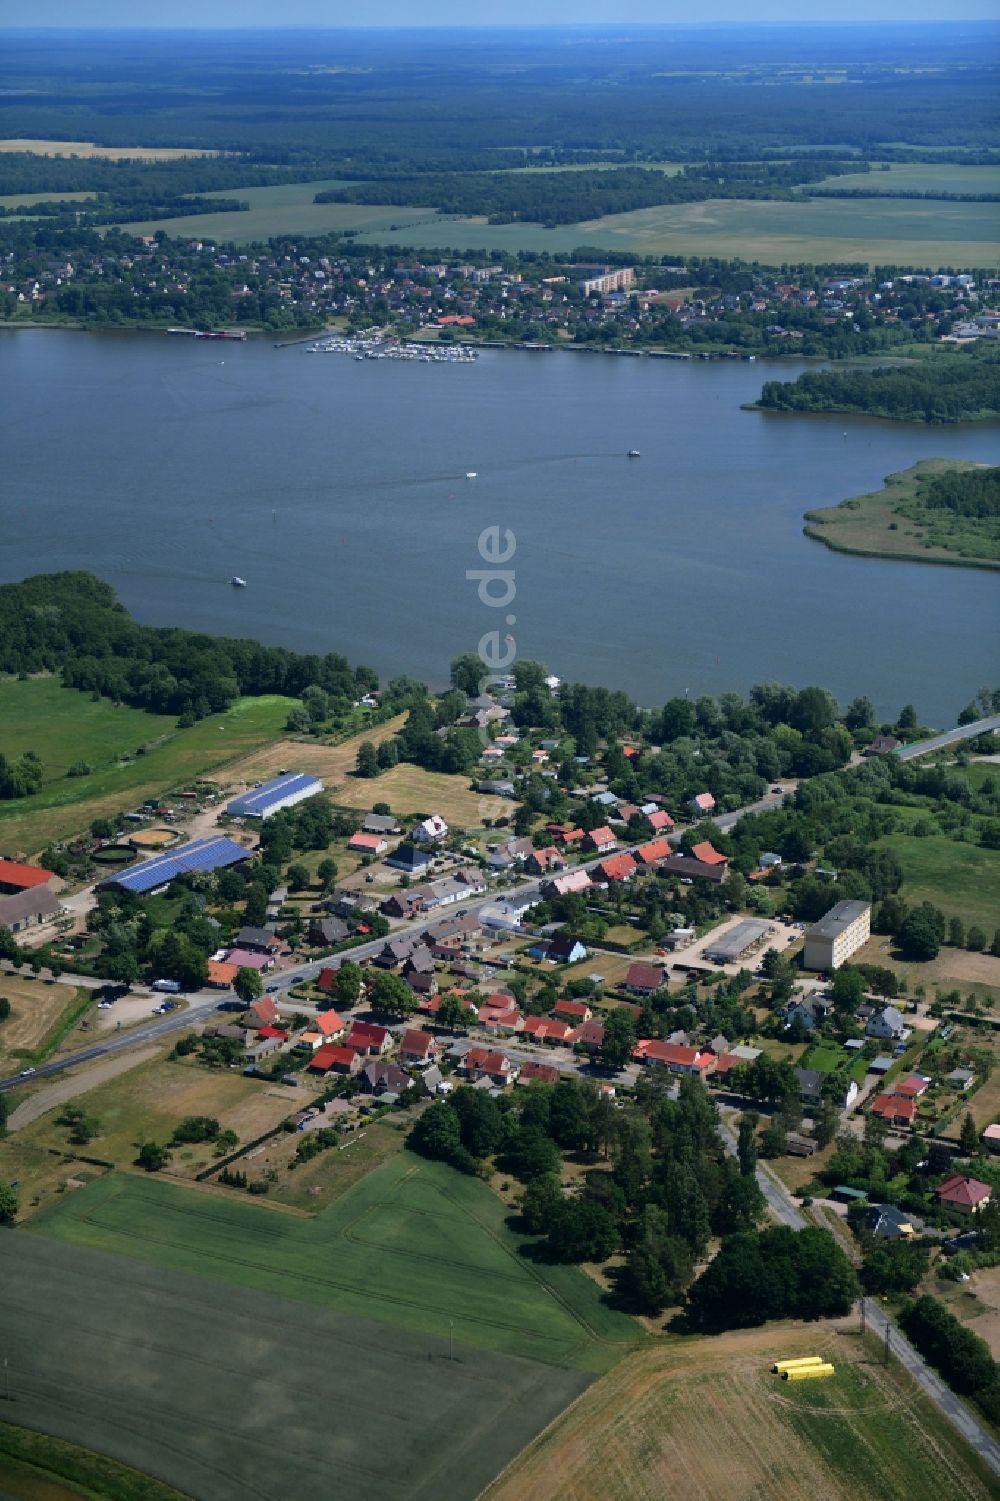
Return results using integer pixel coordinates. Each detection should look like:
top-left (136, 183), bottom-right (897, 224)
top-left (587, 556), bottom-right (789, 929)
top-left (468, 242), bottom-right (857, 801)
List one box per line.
top-left (627, 449), bottom-right (641, 458)
top-left (231, 576), bottom-right (247, 588)
top-left (466, 471), bottom-right (478, 479)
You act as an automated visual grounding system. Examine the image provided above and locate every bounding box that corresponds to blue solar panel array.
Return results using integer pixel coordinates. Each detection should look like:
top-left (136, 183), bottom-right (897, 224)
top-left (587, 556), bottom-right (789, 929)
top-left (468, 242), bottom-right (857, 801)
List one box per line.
top-left (226, 772), bottom-right (322, 819)
top-left (98, 837), bottom-right (251, 894)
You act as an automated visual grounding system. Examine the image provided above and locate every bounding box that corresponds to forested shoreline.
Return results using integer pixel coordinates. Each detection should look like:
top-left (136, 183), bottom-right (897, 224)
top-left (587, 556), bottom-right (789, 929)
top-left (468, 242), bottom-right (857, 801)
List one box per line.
top-left (755, 355), bottom-right (1000, 422)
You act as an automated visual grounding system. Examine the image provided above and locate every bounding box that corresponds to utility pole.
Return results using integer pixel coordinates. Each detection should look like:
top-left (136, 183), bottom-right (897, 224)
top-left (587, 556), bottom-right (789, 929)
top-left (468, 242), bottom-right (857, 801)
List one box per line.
top-left (884, 1321), bottom-right (891, 1366)
top-left (860, 1296), bottom-right (866, 1337)
top-left (449, 1320), bottom-right (454, 1362)
top-left (3, 1358), bottom-right (9, 1403)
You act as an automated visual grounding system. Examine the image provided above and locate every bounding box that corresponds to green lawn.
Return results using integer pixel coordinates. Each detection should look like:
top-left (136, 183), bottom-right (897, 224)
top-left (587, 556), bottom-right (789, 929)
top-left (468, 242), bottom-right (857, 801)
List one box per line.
top-left (880, 834), bottom-right (1000, 928)
top-left (29, 1156), bottom-right (637, 1371)
top-left (0, 686), bottom-right (296, 854)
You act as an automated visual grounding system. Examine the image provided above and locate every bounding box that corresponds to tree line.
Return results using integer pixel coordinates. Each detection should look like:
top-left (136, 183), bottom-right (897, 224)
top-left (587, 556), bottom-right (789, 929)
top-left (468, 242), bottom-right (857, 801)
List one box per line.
top-left (922, 465), bottom-right (1000, 519)
top-left (0, 571), bottom-right (376, 723)
top-left (756, 354), bottom-right (1000, 423)
top-left (315, 161), bottom-right (858, 229)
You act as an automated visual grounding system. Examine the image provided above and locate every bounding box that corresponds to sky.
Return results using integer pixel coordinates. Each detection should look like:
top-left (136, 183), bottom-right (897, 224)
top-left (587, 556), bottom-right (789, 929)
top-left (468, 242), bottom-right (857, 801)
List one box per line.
top-left (3, 3), bottom-right (994, 26)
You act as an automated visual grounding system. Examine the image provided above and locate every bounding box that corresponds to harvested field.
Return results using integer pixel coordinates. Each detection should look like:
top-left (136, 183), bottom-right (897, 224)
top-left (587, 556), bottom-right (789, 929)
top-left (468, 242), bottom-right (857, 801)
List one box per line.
top-left (0, 139), bottom-right (219, 159)
top-left (217, 716), bottom-right (406, 788)
top-left (0, 1232), bottom-right (591, 1501)
top-left (330, 762), bottom-right (511, 826)
top-left (0, 977), bottom-right (82, 1065)
top-left (30, 1156), bottom-right (638, 1370)
top-left (484, 1325), bottom-right (996, 1501)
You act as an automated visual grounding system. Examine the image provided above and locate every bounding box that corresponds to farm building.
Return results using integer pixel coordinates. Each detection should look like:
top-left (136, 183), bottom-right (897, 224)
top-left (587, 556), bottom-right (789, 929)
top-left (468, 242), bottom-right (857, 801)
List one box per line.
top-left (802, 899), bottom-right (871, 971)
top-left (703, 919), bottom-right (771, 965)
top-left (384, 844), bottom-right (433, 875)
top-left (348, 832), bottom-right (389, 856)
top-left (96, 836), bottom-right (251, 894)
top-left (0, 859), bottom-right (55, 895)
top-left (362, 813), bottom-right (402, 835)
top-left (226, 772), bottom-right (323, 820)
top-left (0, 887), bottom-right (61, 933)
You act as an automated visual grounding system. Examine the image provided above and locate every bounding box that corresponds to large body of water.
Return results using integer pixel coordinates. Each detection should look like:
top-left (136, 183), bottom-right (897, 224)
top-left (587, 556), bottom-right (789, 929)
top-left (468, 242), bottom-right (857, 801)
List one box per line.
top-left (1, 329), bottom-right (997, 724)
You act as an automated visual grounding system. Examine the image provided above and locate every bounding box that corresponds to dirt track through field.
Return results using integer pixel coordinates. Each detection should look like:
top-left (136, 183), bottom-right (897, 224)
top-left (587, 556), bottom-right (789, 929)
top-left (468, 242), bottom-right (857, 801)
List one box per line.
top-left (6, 1047), bottom-right (161, 1132)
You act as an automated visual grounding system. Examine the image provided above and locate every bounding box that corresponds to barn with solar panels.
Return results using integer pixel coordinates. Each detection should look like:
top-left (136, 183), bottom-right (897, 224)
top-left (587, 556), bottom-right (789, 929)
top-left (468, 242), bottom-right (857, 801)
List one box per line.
top-left (96, 837), bottom-right (252, 894)
top-left (225, 772), bottom-right (323, 820)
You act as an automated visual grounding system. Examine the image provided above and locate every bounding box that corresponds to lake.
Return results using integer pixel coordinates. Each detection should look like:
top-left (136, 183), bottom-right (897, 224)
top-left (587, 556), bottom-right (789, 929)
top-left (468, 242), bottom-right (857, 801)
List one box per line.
top-left (1, 328), bottom-right (997, 724)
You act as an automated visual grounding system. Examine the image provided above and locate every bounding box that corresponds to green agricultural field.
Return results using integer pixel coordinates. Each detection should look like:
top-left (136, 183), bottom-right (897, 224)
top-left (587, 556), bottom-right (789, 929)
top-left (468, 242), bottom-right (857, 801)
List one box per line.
top-left (117, 178), bottom-right (438, 243)
top-left (0, 683), bottom-right (296, 854)
top-left (1, 1227), bottom-right (594, 1501)
top-left (880, 834), bottom-right (1000, 929)
top-left (810, 161), bottom-right (1000, 195)
top-left (0, 190), bottom-right (97, 210)
top-left (115, 173), bottom-right (999, 265)
top-left (31, 1156), bottom-right (637, 1370)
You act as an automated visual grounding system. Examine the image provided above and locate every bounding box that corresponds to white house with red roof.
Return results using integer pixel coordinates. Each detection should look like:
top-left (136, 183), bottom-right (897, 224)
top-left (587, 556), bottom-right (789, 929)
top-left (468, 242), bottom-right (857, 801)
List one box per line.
top-left (582, 826), bottom-right (617, 854)
top-left (688, 792), bottom-right (716, 816)
top-left (299, 1010), bottom-right (347, 1051)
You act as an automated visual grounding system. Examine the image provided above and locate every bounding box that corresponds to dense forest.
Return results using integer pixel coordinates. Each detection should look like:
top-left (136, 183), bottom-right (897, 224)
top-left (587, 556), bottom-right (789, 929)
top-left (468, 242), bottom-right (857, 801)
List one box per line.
top-left (0, 572), bottom-right (376, 721)
top-left (0, 28), bottom-right (996, 169)
top-left (755, 355), bottom-right (1000, 423)
top-left (922, 465), bottom-right (1000, 518)
top-left (315, 161), bottom-right (860, 227)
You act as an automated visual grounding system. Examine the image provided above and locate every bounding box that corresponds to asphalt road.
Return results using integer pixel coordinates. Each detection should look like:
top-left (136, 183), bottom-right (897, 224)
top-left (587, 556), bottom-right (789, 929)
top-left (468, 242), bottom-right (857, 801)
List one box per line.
top-left (895, 712), bottom-right (1000, 762)
top-left (862, 1296), bottom-right (1000, 1476)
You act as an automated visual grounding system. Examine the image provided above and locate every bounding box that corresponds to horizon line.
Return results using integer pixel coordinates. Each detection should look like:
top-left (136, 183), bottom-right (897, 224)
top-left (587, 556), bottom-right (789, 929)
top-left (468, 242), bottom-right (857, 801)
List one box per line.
top-left (2, 19), bottom-right (997, 30)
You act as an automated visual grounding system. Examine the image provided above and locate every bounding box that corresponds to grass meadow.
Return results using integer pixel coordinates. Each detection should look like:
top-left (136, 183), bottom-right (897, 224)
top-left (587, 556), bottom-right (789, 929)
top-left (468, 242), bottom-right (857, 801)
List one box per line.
top-left (804, 460), bottom-right (1000, 571)
top-left (1, 1225), bottom-right (593, 1501)
top-left (879, 834), bottom-right (1000, 929)
top-left (483, 1326), bottom-right (998, 1501)
top-left (0, 682), bottom-right (297, 854)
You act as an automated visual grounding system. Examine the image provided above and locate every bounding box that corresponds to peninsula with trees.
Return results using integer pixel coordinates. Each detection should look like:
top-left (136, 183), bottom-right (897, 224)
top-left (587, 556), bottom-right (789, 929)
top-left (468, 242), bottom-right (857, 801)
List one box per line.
top-left (804, 459), bottom-right (1000, 570)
